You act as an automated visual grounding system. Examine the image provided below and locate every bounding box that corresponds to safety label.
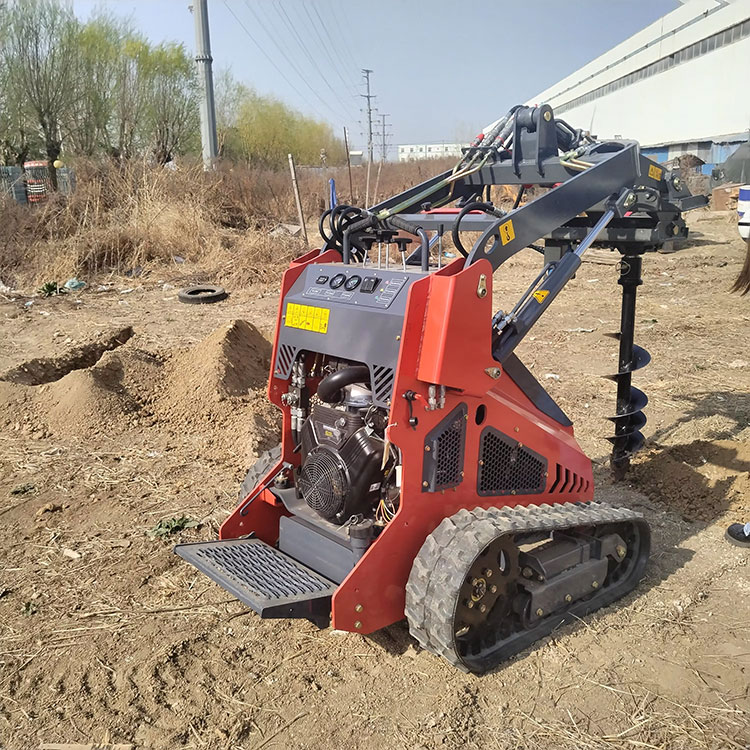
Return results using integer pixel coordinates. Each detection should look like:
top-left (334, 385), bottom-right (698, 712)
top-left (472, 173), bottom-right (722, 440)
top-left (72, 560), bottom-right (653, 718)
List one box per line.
top-left (285, 302), bottom-right (330, 333)
top-left (647, 164), bottom-right (663, 181)
top-left (498, 219), bottom-right (515, 245)
top-left (532, 289), bottom-right (549, 303)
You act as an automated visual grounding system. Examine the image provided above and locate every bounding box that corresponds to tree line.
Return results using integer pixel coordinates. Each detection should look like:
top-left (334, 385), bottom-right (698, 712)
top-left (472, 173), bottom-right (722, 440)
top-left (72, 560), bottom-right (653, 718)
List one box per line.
top-left (0, 0), bottom-right (346, 185)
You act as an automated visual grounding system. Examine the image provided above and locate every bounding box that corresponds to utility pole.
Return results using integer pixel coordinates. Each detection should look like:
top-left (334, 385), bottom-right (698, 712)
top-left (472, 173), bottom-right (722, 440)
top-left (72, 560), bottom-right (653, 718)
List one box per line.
top-left (192, 0), bottom-right (218, 169)
top-left (378, 113), bottom-right (391, 163)
top-left (360, 68), bottom-right (375, 206)
top-left (373, 113), bottom-right (390, 205)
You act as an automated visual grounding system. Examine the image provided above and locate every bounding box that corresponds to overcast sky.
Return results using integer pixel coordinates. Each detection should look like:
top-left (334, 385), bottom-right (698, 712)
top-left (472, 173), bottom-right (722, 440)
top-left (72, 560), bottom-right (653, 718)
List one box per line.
top-left (71, 0), bottom-right (677, 153)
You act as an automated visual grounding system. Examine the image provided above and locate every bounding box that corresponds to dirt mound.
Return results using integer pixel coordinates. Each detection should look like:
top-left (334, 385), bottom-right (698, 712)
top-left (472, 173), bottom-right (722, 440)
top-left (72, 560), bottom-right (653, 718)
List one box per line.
top-left (150, 319), bottom-right (278, 461)
top-left (156, 319), bottom-right (271, 417)
top-left (631, 439), bottom-right (750, 522)
top-left (0, 326), bottom-right (133, 385)
top-left (36, 350), bottom-right (147, 436)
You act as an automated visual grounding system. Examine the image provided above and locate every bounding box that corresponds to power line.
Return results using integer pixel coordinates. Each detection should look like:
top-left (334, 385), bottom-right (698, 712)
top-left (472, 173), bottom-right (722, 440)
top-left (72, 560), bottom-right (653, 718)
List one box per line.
top-left (272, 1), bottom-right (358, 122)
top-left (323, 0), bottom-right (361, 81)
top-left (307, 2), bottom-right (359, 92)
top-left (223, 1), bottom-right (334, 124)
top-left (241, 0), bottom-right (350, 124)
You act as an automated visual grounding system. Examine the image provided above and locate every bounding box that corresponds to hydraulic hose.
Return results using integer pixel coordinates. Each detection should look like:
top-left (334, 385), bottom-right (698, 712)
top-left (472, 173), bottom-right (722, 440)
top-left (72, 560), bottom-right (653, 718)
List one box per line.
top-left (451, 201), bottom-right (501, 258)
top-left (319, 208), bottom-right (334, 246)
top-left (317, 365), bottom-right (371, 404)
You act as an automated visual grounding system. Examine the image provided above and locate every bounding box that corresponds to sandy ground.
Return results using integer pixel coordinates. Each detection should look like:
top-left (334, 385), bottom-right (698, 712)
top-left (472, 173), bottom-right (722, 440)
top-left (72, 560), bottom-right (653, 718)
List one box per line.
top-left (0, 211), bottom-right (749, 749)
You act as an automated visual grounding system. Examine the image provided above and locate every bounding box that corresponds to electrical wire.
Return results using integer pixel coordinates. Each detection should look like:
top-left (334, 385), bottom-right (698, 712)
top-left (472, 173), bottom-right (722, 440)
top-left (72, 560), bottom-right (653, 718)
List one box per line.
top-left (323, 0), bottom-right (361, 84)
top-left (304, 1), bottom-right (360, 98)
top-left (242, 0), bottom-right (352, 124)
top-left (223, 2), bottom-right (334, 124)
top-left (273, 0), bottom-right (359, 122)
top-left (313, 2), bottom-right (361, 91)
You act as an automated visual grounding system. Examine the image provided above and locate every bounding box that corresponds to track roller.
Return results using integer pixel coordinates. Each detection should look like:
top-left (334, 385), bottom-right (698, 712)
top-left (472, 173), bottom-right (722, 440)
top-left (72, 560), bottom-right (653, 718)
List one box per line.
top-left (405, 502), bottom-right (650, 673)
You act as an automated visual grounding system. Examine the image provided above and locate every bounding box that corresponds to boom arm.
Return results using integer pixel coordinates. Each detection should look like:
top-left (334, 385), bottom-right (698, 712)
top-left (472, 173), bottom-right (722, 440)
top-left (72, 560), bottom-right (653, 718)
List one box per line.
top-left (316, 104), bottom-right (707, 476)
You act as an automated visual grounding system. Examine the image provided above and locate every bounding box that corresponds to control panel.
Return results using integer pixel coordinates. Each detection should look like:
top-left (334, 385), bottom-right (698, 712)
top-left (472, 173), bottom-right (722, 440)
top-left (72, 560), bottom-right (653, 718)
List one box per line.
top-left (302, 265), bottom-right (423, 310)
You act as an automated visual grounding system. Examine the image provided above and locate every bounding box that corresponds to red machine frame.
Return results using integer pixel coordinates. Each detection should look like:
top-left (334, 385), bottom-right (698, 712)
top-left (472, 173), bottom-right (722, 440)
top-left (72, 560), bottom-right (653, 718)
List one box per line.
top-left (220, 247), bottom-right (593, 635)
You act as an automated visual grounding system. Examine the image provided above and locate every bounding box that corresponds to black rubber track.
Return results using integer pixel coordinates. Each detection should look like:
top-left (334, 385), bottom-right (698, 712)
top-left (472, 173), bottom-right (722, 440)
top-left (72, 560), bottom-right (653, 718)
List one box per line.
top-left (178, 284), bottom-right (228, 304)
top-left (239, 444), bottom-right (282, 500)
top-left (405, 501), bottom-right (650, 673)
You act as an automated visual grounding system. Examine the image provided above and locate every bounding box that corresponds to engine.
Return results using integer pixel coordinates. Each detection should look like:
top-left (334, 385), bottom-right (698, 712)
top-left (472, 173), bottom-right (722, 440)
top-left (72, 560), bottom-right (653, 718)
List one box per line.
top-left (297, 368), bottom-right (386, 524)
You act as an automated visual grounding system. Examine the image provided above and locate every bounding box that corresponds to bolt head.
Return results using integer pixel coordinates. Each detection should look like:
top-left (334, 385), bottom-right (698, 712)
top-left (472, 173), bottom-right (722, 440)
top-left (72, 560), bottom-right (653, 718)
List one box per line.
top-left (490, 585), bottom-right (498, 594)
top-left (424, 445), bottom-right (431, 452)
top-left (543, 110), bottom-right (552, 121)
top-left (535, 608), bottom-right (544, 617)
top-left (479, 604), bottom-right (487, 613)
top-left (422, 481), bottom-right (429, 488)
top-left (565, 594), bottom-right (572, 603)
top-left (484, 568), bottom-right (493, 578)
top-left (355, 604), bottom-right (363, 613)
top-left (354, 620), bottom-right (362, 629)
top-left (592, 581), bottom-right (599, 589)
top-left (466, 600), bottom-right (474, 609)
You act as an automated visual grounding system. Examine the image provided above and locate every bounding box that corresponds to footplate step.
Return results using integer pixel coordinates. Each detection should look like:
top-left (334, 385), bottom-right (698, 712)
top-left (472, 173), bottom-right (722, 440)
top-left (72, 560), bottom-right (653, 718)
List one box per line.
top-left (175, 538), bottom-right (336, 626)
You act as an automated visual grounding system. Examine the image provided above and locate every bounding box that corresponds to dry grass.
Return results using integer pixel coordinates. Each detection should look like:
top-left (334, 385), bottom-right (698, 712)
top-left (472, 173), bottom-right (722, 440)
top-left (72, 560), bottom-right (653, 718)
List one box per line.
top-left (0, 156), bottom-right (466, 289)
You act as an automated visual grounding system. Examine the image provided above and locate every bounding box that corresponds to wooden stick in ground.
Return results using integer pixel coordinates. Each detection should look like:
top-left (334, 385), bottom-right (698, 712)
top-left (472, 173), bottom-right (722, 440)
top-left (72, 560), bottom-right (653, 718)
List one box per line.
top-left (287, 153), bottom-right (308, 247)
top-left (343, 126), bottom-right (354, 203)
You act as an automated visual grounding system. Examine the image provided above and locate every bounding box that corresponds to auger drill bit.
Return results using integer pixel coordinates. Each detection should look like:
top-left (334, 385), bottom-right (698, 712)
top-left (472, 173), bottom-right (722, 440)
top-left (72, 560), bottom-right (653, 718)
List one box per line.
top-left (606, 252), bottom-right (650, 480)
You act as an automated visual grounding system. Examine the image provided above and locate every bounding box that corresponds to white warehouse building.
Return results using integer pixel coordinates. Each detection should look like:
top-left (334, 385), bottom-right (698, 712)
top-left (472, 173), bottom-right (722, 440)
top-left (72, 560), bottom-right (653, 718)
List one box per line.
top-left (397, 142), bottom-right (467, 162)
top-left (527, 0), bottom-right (750, 171)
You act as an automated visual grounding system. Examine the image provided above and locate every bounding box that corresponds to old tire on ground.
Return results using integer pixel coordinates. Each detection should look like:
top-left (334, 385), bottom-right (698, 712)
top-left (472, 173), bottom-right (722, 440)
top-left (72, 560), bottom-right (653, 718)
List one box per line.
top-left (239, 443), bottom-right (282, 500)
top-left (178, 284), bottom-right (228, 304)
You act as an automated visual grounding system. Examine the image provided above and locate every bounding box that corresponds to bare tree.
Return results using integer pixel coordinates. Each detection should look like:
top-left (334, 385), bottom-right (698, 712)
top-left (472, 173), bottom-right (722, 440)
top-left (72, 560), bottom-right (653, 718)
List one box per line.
top-left (143, 43), bottom-right (199, 165)
top-left (64, 13), bottom-right (121, 157)
top-left (2, 0), bottom-right (79, 187)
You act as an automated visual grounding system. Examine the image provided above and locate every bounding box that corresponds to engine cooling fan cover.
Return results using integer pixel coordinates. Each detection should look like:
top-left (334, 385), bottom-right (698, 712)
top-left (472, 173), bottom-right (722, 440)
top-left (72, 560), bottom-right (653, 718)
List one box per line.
top-left (298, 446), bottom-right (349, 521)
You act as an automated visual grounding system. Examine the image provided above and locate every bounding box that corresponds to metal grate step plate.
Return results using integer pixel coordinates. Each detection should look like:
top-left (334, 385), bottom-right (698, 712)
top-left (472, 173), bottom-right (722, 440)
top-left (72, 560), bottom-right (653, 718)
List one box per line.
top-left (175, 538), bottom-right (337, 625)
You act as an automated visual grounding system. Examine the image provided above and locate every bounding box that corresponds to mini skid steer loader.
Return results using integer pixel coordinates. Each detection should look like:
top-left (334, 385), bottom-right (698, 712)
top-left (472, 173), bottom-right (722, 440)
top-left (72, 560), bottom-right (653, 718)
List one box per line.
top-left (176, 105), bottom-right (706, 672)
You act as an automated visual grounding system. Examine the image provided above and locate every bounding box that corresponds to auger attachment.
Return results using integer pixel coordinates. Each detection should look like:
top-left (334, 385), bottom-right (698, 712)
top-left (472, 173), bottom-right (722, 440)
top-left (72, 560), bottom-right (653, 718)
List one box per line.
top-left (607, 252), bottom-right (650, 480)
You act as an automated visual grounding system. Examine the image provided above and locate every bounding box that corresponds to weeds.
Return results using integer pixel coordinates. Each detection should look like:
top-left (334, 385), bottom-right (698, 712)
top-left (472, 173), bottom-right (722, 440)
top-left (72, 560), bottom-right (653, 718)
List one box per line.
top-left (37, 281), bottom-right (66, 297)
top-left (0, 156), bottom-right (499, 288)
top-left (147, 515), bottom-right (200, 539)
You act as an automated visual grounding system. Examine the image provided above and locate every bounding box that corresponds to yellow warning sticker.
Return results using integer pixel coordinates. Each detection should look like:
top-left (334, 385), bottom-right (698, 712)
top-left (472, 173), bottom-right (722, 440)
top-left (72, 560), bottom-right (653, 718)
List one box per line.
top-left (498, 219), bottom-right (515, 245)
top-left (648, 164), bottom-right (663, 181)
top-left (532, 289), bottom-right (549, 303)
top-left (284, 303), bottom-right (330, 334)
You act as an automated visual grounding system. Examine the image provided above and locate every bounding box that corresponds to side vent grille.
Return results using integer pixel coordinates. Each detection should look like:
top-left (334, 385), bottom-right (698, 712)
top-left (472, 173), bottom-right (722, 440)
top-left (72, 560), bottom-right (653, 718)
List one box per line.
top-left (276, 344), bottom-right (296, 376)
top-left (548, 463), bottom-right (590, 494)
top-left (371, 365), bottom-right (395, 406)
top-left (422, 404), bottom-right (467, 492)
top-left (477, 428), bottom-right (547, 496)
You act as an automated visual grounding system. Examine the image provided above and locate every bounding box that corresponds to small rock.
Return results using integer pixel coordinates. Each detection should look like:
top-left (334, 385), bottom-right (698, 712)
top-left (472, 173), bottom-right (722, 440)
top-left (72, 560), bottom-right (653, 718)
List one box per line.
top-left (36, 502), bottom-right (62, 516)
top-left (62, 548), bottom-right (82, 560)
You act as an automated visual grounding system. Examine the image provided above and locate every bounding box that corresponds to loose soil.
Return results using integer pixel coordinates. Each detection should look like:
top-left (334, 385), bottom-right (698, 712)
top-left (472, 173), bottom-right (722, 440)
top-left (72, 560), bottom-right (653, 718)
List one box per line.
top-left (0, 211), bottom-right (748, 749)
